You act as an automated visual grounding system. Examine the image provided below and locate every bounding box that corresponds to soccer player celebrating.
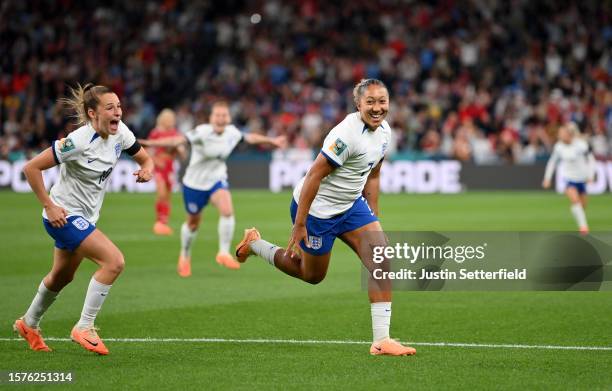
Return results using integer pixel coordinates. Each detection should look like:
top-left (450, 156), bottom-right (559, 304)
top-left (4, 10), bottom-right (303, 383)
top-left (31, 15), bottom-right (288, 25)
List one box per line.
top-left (147, 108), bottom-right (184, 236)
top-left (14, 84), bottom-right (153, 355)
top-left (542, 122), bottom-right (596, 234)
top-left (235, 79), bottom-right (416, 356)
top-left (139, 101), bottom-right (286, 275)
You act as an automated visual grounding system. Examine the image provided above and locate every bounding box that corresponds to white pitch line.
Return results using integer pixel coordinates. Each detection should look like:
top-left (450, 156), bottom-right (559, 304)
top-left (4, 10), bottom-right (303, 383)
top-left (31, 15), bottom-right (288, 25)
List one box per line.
top-left (1, 337), bottom-right (611, 351)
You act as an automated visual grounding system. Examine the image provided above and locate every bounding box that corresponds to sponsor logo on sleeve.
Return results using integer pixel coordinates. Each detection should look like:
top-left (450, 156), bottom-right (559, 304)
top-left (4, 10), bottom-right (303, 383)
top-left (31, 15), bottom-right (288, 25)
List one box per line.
top-left (59, 138), bottom-right (75, 153)
top-left (329, 138), bottom-right (347, 156)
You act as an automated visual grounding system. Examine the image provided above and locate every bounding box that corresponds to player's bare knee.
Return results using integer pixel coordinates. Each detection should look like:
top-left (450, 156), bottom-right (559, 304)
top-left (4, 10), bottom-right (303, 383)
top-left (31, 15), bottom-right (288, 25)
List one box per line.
top-left (303, 272), bottom-right (326, 285)
top-left (187, 215), bottom-right (200, 231)
top-left (107, 252), bottom-right (125, 275)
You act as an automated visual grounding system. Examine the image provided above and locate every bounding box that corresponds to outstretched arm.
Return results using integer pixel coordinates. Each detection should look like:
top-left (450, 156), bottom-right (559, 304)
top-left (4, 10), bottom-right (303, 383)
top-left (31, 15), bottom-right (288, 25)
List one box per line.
top-left (23, 148), bottom-right (67, 227)
top-left (139, 135), bottom-right (187, 148)
top-left (244, 133), bottom-right (287, 149)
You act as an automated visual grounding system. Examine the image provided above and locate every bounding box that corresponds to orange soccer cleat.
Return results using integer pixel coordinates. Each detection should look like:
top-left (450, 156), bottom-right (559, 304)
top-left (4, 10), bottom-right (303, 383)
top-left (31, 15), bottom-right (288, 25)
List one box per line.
top-left (177, 255), bottom-right (191, 277)
top-left (235, 228), bottom-right (261, 263)
top-left (369, 338), bottom-right (416, 356)
top-left (13, 318), bottom-right (51, 352)
top-left (216, 252), bottom-right (241, 270)
top-left (71, 326), bottom-right (109, 355)
top-left (153, 222), bottom-right (174, 236)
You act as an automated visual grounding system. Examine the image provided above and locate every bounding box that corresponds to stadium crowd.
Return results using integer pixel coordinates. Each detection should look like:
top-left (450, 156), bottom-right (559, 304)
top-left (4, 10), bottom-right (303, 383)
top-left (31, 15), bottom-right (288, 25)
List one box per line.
top-left (1, 0), bottom-right (611, 163)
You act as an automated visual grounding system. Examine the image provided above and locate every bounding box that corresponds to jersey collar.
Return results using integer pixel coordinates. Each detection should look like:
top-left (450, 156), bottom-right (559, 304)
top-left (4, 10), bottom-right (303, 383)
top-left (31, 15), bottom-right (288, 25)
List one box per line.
top-left (87, 123), bottom-right (102, 143)
top-left (90, 132), bottom-right (100, 143)
top-left (361, 121), bottom-right (385, 134)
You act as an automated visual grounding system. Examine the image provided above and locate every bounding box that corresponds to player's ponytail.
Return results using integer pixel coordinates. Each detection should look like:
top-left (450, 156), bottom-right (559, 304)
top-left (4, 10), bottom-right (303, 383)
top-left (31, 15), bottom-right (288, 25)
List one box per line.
top-left (352, 79), bottom-right (387, 106)
top-left (60, 83), bottom-right (113, 126)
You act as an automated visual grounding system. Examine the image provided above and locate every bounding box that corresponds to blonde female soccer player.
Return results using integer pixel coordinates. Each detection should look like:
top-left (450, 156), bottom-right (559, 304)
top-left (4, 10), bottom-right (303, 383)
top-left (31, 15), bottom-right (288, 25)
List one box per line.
top-left (14, 84), bottom-right (153, 355)
top-left (147, 108), bottom-right (184, 236)
top-left (235, 79), bottom-right (416, 356)
top-left (542, 122), bottom-right (596, 234)
top-left (140, 101), bottom-right (286, 275)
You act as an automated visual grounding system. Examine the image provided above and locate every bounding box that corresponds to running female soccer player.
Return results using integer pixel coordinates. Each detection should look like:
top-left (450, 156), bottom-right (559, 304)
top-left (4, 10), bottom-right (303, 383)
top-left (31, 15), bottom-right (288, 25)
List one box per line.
top-left (139, 101), bottom-right (286, 275)
top-left (235, 79), bottom-right (416, 356)
top-left (147, 108), bottom-right (184, 236)
top-left (542, 122), bottom-right (596, 234)
top-left (14, 83), bottom-right (153, 355)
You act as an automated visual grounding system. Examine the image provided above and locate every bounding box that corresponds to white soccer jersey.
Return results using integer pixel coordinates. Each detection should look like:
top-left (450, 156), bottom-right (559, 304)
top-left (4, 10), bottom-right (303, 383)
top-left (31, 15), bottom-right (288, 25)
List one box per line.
top-left (43, 121), bottom-right (137, 224)
top-left (293, 112), bottom-right (391, 218)
top-left (182, 124), bottom-right (244, 191)
top-left (544, 138), bottom-right (595, 182)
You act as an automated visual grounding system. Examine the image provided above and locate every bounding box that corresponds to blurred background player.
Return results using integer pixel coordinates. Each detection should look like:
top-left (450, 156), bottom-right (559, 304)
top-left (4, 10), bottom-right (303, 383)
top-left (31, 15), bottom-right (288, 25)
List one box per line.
top-left (147, 108), bottom-right (185, 236)
top-left (542, 122), bottom-right (596, 234)
top-left (14, 84), bottom-right (153, 355)
top-left (140, 101), bottom-right (286, 275)
top-left (235, 79), bottom-right (416, 356)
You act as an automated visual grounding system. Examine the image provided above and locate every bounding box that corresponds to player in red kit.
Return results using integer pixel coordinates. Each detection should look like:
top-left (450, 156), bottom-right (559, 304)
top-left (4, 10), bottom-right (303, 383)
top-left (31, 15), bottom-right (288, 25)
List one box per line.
top-left (148, 109), bottom-right (184, 235)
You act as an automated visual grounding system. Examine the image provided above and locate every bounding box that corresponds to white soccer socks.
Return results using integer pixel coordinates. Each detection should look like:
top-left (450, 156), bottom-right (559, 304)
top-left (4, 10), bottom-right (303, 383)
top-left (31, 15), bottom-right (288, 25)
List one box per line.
top-left (76, 277), bottom-right (111, 329)
top-left (371, 302), bottom-right (392, 342)
top-left (218, 215), bottom-right (235, 254)
top-left (570, 203), bottom-right (588, 231)
top-left (250, 239), bottom-right (280, 266)
top-left (180, 222), bottom-right (198, 258)
top-left (24, 281), bottom-right (59, 328)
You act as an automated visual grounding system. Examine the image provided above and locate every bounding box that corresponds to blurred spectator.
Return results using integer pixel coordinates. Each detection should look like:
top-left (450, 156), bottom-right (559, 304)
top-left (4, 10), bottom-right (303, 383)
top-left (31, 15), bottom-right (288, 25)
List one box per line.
top-left (515, 120), bottom-right (552, 164)
top-left (0, 0), bottom-right (610, 163)
top-left (496, 126), bottom-right (521, 164)
top-left (590, 125), bottom-right (610, 159)
top-left (419, 128), bottom-right (442, 158)
top-left (453, 127), bottom-right (472, 162)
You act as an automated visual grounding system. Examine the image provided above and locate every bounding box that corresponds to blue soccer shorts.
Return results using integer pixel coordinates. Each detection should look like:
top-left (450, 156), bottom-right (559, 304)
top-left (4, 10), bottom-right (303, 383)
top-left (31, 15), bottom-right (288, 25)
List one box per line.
top-left (182, 181), bottom-right (228, 215)
top-left (566, 181), bottom-right (586, 195)
top-left (43, 215), bottom-right (96, 251)
top-left (290, 196), bottom-right (378, 256)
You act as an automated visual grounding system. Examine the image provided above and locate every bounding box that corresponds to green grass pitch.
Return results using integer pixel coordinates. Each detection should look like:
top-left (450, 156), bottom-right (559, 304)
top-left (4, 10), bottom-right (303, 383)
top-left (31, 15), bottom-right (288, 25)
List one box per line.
top-left (1, 190), bottom-right (611, 390)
